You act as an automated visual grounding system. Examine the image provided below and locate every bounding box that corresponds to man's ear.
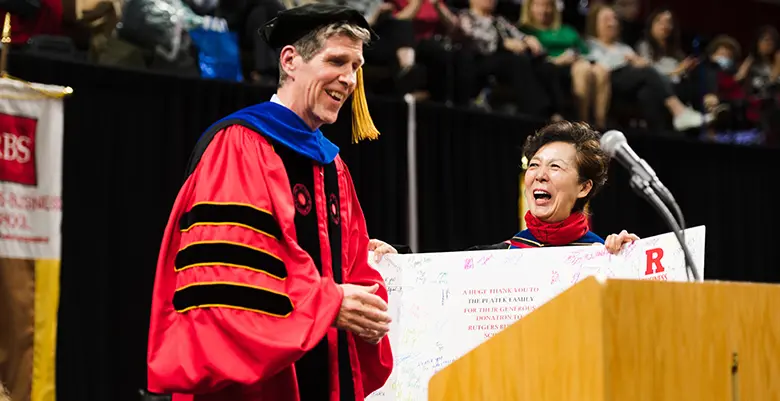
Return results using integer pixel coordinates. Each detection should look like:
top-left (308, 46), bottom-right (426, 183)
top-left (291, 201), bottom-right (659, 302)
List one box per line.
top-left (279, 45), bottom-right (298, 78)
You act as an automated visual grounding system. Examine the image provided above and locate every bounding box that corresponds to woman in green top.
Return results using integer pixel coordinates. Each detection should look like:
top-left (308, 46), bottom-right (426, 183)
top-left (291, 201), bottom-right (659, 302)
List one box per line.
top-left (519, 0), bottom-right (609, 127)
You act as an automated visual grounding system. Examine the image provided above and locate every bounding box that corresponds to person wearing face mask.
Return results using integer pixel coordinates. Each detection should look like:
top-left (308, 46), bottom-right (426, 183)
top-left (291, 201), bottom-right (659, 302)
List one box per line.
top-left (710, 41), bottom-right (738, 72)
top-left (701, 35), bottom-right (754, 135)
top-left (143, 4), bottom-right (394, 401)
top-left (708, 36), bottom-right (740, 96)
top-left (705, 35), bottom-right (742, 80)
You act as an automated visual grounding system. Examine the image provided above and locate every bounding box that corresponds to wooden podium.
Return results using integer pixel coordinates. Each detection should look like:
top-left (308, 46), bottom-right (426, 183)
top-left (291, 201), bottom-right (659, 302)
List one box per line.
top-left (428, 277), bottom-right (780, 401)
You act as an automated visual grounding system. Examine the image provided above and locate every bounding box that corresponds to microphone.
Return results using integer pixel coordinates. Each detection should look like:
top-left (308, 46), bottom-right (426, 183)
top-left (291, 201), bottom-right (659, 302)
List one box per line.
top-left (599, 130), bottom-right (682, 227)
top-left (600, 130), bottom-right (661, 191)
top-left (599, 130), bottom-right (700, 281)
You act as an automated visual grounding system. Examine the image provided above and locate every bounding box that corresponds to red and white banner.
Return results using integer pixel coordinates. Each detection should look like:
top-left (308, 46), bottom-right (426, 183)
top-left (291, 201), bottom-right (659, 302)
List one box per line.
top-left (367, 226), bottom-right (706, 401)
top-left (0, 77), bottom-right (65, 401)
top-left (0, 78), bottom-right (63, 258)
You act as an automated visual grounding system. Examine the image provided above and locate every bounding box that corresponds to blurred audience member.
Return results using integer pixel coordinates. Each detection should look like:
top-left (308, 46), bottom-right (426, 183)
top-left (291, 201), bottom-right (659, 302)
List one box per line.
top-left (586, 4), bottom-right (708, 131)
top-left (339, 0), bottom-right (423, 93)
top-left (635, 8), bottom-right (689, 82)
top-left (218, 0), bottom-right (286, 84)
top-left (391, 0), bottom-right (444, 41)
top-left (611, 0), bottom-right (642, 47)
top-left (275, 0), bottom-right (423, 93)
top-left (636, 7), bottom-right (720, 113)
top-left (702, 35), bottom-right (755, 135)
top-left (389, 0), bottom-right (460, 102)
top-left (520, 0), bottom-right (603, 124)
top-left (735, 26), bottom-right (780, 143)
top-left (174, 0), bottom-right (286, 83)
top-left (736, 26), bottom-right (780, 97)
top-left (453, 0), bottom-right (558, 118)
top-left (706, 35), bottom-right (741, 81)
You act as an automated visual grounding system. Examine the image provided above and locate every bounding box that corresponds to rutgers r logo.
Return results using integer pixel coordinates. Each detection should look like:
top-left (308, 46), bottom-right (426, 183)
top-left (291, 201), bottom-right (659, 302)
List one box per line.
top-left (644, 247), bottom-right (666, 275)
top-left (0, 113), bottom-right (37, 186)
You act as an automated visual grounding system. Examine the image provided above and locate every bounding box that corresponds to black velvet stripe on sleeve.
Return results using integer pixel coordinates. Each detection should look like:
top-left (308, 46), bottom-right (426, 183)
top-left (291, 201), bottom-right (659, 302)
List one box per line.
top-left (174, 241), bottom-right (288, 280)
top-left (179, 202), bottom-right (282, 240)
top-left (172, 282), bottom-right (294, 317)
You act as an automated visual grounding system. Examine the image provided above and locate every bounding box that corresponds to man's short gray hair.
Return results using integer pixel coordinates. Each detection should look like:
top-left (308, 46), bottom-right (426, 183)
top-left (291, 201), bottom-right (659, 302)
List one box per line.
top-left (278, 22), bottom-right (372, 86)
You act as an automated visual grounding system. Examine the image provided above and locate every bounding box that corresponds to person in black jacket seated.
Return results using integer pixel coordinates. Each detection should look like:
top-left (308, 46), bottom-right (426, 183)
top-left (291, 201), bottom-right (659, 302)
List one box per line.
top-left (371, 121), bottom-right (637, 260)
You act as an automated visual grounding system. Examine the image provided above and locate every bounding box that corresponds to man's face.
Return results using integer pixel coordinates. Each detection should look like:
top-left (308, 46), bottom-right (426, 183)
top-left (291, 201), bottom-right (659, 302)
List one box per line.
top-left (289, 34), bottom-right (364, 128)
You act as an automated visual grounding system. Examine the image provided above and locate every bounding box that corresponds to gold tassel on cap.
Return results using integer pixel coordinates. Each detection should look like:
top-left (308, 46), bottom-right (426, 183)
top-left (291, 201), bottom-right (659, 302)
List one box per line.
top-left (351, 67), bottom-right (380, 143)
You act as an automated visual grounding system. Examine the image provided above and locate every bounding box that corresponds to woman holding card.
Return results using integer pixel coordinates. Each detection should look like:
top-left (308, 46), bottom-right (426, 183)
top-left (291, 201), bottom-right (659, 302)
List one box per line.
top-left (372, 121), bottom-right (636, 259)
top-left (506, 120), bottom-right (637, 252)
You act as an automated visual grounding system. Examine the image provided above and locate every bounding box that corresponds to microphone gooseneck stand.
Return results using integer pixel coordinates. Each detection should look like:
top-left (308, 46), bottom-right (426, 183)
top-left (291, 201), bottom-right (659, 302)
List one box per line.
top-left (646, 178), bottom-right (689, 264)
top-left (647, 180), bottom-right (687, 236)
top-left (629, 174), bottom-right (701, 282)
top-left (626, 155), bottom-right (688, 237)
top-left (600, 130), bottom-right (699, 282)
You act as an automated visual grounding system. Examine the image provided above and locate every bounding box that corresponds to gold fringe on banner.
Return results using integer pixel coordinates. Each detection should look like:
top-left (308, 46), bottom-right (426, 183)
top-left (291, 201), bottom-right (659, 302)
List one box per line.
top-left (0, 12), bottom-right (73, 99)
top-left (0, 12), bottom-right (12, 76)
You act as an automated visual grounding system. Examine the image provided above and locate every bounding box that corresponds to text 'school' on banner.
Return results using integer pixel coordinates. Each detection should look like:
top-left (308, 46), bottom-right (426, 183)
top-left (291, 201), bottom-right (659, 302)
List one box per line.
top-left (0, 77), bottom-right (66, 401)
top-left (367, 226), bottom-right (706, 401)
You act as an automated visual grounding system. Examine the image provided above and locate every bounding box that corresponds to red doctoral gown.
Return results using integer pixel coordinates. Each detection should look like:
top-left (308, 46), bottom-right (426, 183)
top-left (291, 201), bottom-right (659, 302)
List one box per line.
top-left (146, 102), bottom-right (393, 401)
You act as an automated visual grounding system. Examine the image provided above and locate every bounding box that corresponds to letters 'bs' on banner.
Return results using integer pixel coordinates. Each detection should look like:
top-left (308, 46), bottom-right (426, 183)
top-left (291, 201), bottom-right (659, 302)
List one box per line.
top-left (0, 77), bottom-right (66, 401)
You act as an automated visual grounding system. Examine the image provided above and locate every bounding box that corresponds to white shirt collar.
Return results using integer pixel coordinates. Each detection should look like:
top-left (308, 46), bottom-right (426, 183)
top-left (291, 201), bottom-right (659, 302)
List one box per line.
top-left (271, 93), bottom-right (286, 108)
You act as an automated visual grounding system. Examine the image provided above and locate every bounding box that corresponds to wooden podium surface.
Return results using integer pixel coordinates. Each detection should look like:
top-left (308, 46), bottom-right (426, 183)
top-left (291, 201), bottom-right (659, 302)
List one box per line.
top-left (428, 277), bottom-right (780, 401)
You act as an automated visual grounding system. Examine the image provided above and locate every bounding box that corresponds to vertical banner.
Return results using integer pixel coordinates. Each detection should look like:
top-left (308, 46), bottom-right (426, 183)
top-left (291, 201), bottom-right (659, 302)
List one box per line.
top-left (0, 77), bottom-right (65, 401)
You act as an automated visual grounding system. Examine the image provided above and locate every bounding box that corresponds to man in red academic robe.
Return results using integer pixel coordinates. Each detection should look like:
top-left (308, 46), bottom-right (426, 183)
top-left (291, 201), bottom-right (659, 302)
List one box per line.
top-left (144, 4), bottom-right (393, 401)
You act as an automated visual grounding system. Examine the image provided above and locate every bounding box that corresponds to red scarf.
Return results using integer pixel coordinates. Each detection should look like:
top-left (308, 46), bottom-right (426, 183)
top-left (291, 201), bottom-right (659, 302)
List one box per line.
top-left (523, 211), bottom-right (589, 246)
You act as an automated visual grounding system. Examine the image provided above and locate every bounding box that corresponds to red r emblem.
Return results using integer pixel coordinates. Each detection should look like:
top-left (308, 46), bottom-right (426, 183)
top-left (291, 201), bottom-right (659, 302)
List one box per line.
top-left (292, 184), bottom-right (312, 216)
